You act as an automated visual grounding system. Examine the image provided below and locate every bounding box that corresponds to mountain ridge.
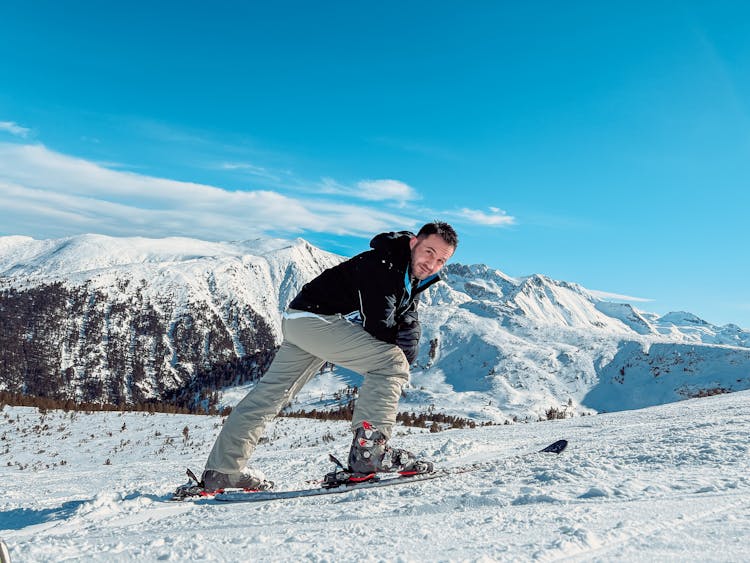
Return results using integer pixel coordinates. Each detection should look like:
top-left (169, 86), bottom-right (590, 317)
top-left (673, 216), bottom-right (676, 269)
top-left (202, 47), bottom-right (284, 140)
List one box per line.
top-left (1, 233), bottom-right (748, 420)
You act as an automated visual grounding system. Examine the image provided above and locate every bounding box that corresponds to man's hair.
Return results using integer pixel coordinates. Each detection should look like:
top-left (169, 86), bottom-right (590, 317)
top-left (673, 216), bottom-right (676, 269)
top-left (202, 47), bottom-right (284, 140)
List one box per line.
top-left (417, 221), bottom-right (458, 248)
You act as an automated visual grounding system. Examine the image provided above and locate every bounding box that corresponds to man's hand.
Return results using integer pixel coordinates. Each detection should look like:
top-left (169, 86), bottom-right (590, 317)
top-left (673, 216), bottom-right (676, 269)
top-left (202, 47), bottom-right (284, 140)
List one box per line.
top-left (396, 318), bottom-right (421, 365)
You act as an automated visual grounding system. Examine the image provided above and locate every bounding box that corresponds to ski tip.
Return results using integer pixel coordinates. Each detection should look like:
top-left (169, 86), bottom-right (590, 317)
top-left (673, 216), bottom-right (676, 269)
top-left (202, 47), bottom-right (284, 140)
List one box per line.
top-left (539, 439), bottom-right (568, 454)
top-left (0, 539), bottom-right (10, 563)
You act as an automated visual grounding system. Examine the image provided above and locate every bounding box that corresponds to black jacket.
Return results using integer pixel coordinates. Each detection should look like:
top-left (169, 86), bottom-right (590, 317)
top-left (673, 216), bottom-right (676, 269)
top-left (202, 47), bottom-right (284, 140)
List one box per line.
top-left (288, 231), bottom-right (442, 363)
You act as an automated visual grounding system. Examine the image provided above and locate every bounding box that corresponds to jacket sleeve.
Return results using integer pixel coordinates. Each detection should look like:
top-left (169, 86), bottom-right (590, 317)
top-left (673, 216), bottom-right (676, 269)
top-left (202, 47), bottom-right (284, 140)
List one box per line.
top-left (350, 251), bottom-right (406, 345)
top-left (395, 301), bottom-right (421, 364)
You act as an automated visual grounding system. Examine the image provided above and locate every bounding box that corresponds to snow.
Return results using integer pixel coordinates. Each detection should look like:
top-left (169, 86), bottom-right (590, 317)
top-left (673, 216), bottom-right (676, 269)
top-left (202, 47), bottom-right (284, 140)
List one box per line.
top-left (2, 390), bottom-right (749, 561)
top-left (1, 233), bottom-right (749, 559)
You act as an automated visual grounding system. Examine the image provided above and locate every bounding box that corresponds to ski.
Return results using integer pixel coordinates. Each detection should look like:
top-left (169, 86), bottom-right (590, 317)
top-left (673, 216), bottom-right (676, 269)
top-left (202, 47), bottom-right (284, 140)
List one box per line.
top-left (213, 438), bottom-right (568, 504)
top-left (216, 470), bottom-right (445, 502)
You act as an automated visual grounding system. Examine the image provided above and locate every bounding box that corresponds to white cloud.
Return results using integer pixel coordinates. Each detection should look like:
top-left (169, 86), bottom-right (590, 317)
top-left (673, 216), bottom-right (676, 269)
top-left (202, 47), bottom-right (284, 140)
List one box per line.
top-left (318, 177), bottom-right (419, 204)
top-left (0, 143), bottom-right (416, 241)
top-left (588, 289), bottom-right (654, 303)
top-left (0, 121), bottom-right (31, 138)
top-left (454, 207), bottom-right (516, 227)
top-left (218, 161), bottom-right (284, 182)
top-left (356, 179), bottom-right (419, 202)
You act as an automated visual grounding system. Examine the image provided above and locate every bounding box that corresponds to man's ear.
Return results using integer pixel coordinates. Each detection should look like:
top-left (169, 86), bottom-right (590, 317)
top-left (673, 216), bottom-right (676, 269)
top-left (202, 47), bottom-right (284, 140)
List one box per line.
top-left (409, 236), bottom-right (418, 250)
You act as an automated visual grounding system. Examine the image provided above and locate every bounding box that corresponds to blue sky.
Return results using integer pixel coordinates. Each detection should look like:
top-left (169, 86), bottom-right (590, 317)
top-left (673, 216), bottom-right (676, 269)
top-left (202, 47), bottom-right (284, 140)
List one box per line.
top-left (1, 1), bottom-right (749, 328)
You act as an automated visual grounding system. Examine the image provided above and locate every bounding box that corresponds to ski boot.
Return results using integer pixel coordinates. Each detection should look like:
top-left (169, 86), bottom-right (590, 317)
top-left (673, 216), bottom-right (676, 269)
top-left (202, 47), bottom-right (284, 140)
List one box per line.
top-left (200, 467), bottom-right (273, 491)
top-left (171, 467), bottom-right (273, 500)
top-left (322, 421), bottom-right (434, 488)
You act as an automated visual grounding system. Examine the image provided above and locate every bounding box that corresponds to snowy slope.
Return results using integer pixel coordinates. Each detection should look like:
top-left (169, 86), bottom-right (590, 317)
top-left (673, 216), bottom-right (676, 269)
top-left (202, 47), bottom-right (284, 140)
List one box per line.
top-left (1, 392), bottom-right (749, 562)
top-left (1, 234), bottom-right (749, 419)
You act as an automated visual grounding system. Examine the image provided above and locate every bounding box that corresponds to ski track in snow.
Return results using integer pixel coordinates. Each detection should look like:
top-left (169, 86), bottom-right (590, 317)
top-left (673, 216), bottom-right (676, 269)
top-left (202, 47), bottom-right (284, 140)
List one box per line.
top-left (2, 391), bottom-right (749, 562)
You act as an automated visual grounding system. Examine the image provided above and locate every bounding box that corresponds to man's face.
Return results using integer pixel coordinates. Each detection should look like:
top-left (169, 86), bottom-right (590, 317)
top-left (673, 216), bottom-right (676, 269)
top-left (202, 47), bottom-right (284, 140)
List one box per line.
top-left (409, 234), bottom-right (455, 280)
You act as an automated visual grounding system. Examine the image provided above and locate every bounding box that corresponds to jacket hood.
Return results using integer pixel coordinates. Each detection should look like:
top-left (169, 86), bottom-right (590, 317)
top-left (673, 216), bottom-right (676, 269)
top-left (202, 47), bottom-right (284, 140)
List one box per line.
top-left (369, 231), bottom-right (415, 254)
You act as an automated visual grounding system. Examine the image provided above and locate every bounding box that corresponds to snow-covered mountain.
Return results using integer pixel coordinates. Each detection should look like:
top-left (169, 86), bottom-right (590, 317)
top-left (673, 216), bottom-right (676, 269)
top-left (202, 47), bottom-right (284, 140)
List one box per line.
top-left (1, 234), bottom-right (749, 419)
top-left (409, 263), bottom-right (750, 420)
top-left (0, 234), bottom-right (341, 407)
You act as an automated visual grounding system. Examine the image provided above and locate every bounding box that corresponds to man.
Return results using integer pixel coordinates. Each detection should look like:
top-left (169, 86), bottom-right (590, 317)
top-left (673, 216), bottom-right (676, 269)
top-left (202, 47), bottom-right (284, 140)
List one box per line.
top-left (201, 221), bottom-right (458, 491)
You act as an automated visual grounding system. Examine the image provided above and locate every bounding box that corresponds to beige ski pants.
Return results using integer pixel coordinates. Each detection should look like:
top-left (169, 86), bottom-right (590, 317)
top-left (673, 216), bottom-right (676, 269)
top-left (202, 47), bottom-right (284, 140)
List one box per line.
top-left (205, 309), bottom-right (411, 474)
